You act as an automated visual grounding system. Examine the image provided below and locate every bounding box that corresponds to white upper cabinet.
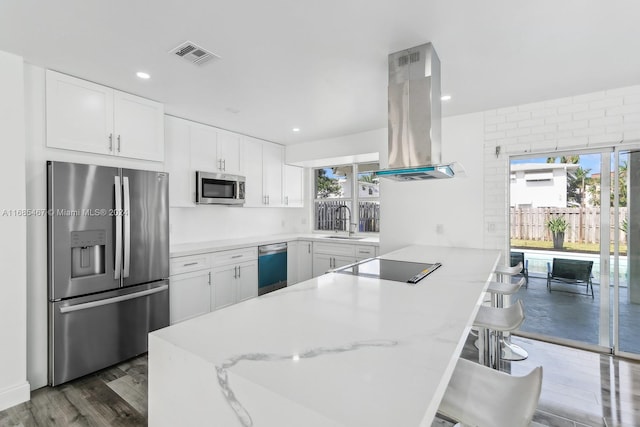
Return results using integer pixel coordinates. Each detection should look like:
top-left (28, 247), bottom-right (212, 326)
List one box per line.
top-left (46, 70), bottom-right (164, 161)
top-left (241, 136), bottom-right (264, 207)
top-left (284, 165), bottom-right (304, 207)
top-left (165, 116), bottom-right (300, 209)
top-left (189, 123), bottom-right (218, 173)
top-left (164, 116), bottom-right (195, 207)
top-left (113, 90), bottom-right (164, 161)
top-left (46, 71), bottom-right (114, 155)
top-left (190, 124), bottom-right (242, 175)
top-left (216, 129), bottom-right (241, 175)
top-left (262, 142), bottom-right (284, 206)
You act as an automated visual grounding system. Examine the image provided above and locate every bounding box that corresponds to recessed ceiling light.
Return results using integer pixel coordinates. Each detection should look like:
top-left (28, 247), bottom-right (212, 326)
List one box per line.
top-left (136, 72), bottom-right (151, 80)
top-left (292, 127), bottom-right (300, 132)
top-left (441, 94), bottom-right (452, 101)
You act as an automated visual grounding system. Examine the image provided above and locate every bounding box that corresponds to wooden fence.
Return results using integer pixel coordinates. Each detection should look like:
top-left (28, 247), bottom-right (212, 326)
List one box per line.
top-left (510, 207), bottom-right (627, 244)
top-left (315, 200), bottom-right (380, 232)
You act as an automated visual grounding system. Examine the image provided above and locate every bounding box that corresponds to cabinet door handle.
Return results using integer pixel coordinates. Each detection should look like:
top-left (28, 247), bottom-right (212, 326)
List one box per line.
top-left (267, 195), bottom-right (270, 205)
top-left (232, 255), bottom-right (242, 259)
top-left (223, 159), bottom-right (226, 171)
top-left (183, 262), bottom-right (198, 267)
top-left (238, 265), bottom-right (241, 278)
top-left (108, 133), bottom-right (113, 151)
top-left (285, 196), bottom-right (289, 205)
top-left (117, 135), bottom-right (121, 153)
top-left (208, 271), bottom-right (211, 285)
top-left (233, 266), bottom-right (237, 279)
top-left (308, 243), bottom-right (311, 254)
top-left (218, 159), bottom-right (222, 170)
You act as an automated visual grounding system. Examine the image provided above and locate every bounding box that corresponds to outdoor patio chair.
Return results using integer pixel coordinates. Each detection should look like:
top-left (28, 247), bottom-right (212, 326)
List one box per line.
top-left (510, 251), bottom-right (529, 287)
top-left (547, 258), bottom-right (594, 298)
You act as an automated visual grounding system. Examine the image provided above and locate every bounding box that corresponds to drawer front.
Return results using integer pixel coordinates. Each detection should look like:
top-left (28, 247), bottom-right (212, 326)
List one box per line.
top-left (313, 242), bottom-right (355, 257)
top-left (170, 254), bottom-right (211, 275)
top-left (355, 245), bottom-right (376, 258)
top-left (211, 247), bottom-right (258, 267)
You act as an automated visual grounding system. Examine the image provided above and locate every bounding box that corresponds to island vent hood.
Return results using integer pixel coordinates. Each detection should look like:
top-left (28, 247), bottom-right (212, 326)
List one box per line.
top-left (375, 43), bottom-right (454, 181)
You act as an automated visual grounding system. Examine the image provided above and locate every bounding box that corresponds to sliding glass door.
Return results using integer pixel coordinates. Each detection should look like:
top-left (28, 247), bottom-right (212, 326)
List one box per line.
top-left (509, 149), bottom-right (613, 352)
top-left (614, 148), bottom-right (640, 357)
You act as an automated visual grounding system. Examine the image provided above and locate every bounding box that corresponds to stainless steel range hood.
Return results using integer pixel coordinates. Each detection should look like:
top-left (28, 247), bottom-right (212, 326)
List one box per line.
top-left (375, 43), bottom-right (454, 181)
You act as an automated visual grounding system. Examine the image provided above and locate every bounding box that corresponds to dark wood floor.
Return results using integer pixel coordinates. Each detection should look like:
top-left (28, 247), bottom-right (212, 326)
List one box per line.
top-left (0, 356), bottom-right (147, 427)
top-left (2, 337), bottom-right (640, 426)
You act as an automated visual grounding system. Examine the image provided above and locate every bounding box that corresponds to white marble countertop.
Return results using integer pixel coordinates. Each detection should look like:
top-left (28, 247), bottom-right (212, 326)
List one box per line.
top-left (149, 244), bottom-right (500, 427)
top-left (170, 233), bottom-right (380, 257)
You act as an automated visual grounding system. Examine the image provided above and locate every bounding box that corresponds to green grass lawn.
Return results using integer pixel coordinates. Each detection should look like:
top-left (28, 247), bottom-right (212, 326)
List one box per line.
top-left (511, 239), bottom-right (627, 255)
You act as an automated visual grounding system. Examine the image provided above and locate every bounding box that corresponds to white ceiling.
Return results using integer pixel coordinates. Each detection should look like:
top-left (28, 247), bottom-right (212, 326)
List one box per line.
top-left (1, 1), bottom-right (640, 145)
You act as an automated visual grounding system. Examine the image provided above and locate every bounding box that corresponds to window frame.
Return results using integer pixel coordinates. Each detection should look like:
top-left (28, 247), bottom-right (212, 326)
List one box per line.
top-left (313, 162), bottom-right (380, 234)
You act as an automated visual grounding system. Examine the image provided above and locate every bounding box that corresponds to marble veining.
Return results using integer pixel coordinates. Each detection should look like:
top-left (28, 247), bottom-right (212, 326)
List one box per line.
top-left (149, 245), bottom-right (501, 426)
top-left (216, 339), bottom-right (399, 426)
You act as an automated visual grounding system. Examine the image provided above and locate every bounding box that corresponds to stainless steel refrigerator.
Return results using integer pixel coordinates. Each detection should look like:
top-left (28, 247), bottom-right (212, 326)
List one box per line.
top-left (47, 161), bottom-right (170, 386)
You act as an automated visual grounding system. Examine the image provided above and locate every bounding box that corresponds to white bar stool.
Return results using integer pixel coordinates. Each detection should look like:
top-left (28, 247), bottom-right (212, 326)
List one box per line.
top-left (438, 358), bottom-right (543, 427)
top-left (493, 262), bottom-right (528, 361)
top-left (475, 300), bottom-right (525, 370)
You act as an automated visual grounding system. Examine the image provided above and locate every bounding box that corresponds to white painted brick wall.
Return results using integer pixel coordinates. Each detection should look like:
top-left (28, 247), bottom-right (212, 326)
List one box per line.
top-left (483, 84), bottom-right (640, 251)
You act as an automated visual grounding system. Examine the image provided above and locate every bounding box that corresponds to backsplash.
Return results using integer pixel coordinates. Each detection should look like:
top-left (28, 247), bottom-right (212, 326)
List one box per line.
top-left (169, 206), bottom-right (309, 245)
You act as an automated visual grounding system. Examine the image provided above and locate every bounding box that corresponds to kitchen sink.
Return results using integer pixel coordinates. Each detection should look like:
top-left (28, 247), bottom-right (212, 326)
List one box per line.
top-left (323, 235), bottom-right (365, 240)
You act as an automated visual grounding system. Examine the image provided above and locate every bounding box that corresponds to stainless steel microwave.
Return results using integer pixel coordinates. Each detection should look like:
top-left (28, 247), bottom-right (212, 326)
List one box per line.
top-left (196, 171), bottom-right (245, 205)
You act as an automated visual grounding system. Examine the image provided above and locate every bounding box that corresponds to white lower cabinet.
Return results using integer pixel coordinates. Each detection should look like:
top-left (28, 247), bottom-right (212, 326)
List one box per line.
top-left (356, 245), bottom-right (378, 261)
top-left (169, 254), bottom-right (212, 325)
top-left (211, 248), bottom-right (258, 309)
top-left (287, 241), bottom-right (299, 285)
top-left (211, 264), bottom-right (237, 310)
top-left (312, 241), bottom-right (378, 277)
top-left (169, 270), bottom-right (211, 324)
top-left (298, 241), bottom-right (314, 282)
top-left (171, 241), bottom-right (378, 321)
top-left (236, 261), bottom-right (258, 302)
top-left (312, 253), bottom-right (355, 277)
top-left (286, 241), bottom-right (313, 286)
top-left (170, 248), bottom-right (258, 323)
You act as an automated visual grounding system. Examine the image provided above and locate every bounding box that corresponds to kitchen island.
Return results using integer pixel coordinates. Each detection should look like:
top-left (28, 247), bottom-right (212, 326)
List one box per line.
top-left (148, 245), bottom-right (500, 426)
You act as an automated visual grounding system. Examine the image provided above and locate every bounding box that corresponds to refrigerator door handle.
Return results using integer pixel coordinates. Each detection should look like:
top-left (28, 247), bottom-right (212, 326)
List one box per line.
top-left (123, 176), bottom-right (131, 279)
top-left (59, 285), bottom-right (169, 314)
top-left (114, 176), bottom-right (122, 280)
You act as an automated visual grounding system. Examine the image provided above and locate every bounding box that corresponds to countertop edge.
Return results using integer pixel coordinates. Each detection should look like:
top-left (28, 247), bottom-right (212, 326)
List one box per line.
top-left (170, 233), bottom-right (380, 258)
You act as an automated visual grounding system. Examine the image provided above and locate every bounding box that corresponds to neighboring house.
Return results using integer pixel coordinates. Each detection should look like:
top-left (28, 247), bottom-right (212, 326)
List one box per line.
top-left (510, 163), bottom-right (579, 208)
top-left (359, 181), bottom-right (380, 197)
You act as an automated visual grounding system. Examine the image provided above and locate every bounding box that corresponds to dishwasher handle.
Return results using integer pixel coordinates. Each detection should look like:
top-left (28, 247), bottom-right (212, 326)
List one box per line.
top-left (258, 243), bottom-right (287, 256)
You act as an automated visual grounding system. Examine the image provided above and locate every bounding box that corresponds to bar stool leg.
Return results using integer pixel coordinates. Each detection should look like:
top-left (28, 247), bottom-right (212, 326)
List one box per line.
top-left (495, 283), bottom-right (528, 362)
top-left (478, 327), bottom-right (491, 367)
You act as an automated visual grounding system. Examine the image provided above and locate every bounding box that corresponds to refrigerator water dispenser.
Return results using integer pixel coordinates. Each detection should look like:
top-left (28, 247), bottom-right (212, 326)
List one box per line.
top-left (70, 230), bottom-right (106, 278)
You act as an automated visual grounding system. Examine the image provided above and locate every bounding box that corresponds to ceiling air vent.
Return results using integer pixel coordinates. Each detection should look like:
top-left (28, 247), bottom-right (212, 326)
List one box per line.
top-left (170, 41), bottom-right (220, 65)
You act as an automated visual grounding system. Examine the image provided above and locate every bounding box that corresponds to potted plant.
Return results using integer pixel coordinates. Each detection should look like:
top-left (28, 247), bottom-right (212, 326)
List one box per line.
top-left (546, 216), bottom-right (568, 250)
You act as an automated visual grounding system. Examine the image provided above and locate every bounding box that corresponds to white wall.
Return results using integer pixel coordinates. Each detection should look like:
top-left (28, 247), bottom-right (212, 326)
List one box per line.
top-left (380, 113), bottom-right (485, 253)
top-left (482, 85), bottom-right (640, 254)
top-left (169, 206), bottom-right (308, 244)
top-left (288, 113), bottom-right (486, 255)
top-left (0, 51), bottom-right (30, 410)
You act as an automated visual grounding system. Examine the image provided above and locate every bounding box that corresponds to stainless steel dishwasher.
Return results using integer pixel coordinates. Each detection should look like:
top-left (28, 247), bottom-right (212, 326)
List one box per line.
top-left (258, 243), bottom-right (287, 295)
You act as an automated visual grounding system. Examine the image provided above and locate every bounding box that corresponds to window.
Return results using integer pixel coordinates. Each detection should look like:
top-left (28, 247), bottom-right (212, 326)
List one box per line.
top-left (314, 162), bottom-right (380, 233)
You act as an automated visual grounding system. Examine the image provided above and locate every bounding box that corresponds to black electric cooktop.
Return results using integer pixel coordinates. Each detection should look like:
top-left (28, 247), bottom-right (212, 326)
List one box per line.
top-left (335, 258), bottom-right (442, 284)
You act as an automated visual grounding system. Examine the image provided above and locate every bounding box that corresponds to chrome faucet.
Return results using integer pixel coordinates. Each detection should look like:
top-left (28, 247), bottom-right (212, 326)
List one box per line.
top-left (335, 205), bottom-right (356, 237)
